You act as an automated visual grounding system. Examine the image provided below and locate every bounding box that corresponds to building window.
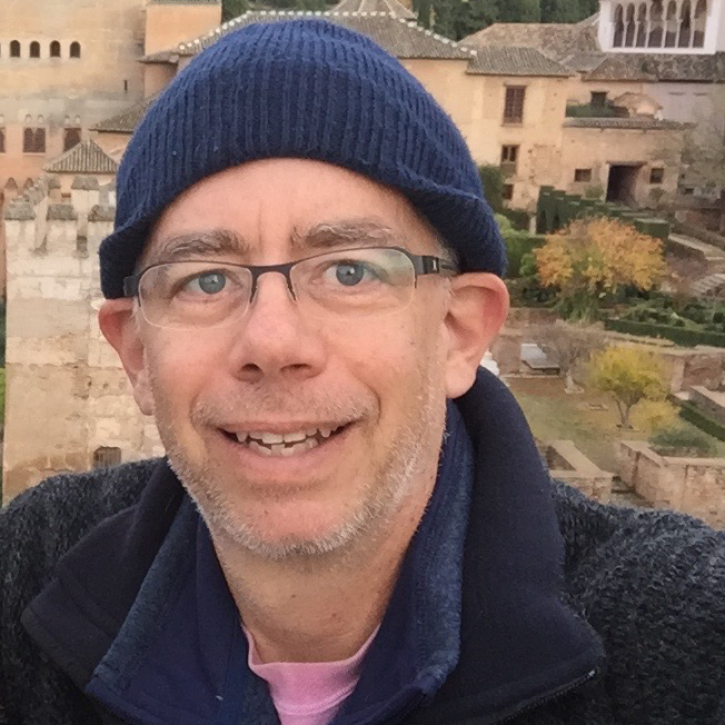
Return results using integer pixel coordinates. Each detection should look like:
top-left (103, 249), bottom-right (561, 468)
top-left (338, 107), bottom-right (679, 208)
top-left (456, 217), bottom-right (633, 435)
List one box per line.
top-left (665, 1), bottom-right (678, 47)
top-left (693, 0), bottom-right (707, 46)
top-left (575, 168), bottom-right (593, 182)
top-left (613, 4), bottom-right (625, 46)
top-left (650, 167), bottom-right (665, 184)
top-left (503, 87), bottom-right (526, 124)
top-left (70, 41), bottom-right (81, 59)
top-left (649, 0), bottom-right (665, 46)
top-left (23, 128), bottom-right (46, 154)
top-left (591, 91), bottom-right (608, 108)
top-left (63, 127), bottom-right (82, 151)
top-left (29, 41), bottom-right (40, 58)
top-left (500, 145), bottom-right (519, 173)
top-left (0, 128), bottom-right (5, 153)
top-left (50, 40), bottom-right (61, 58)
top-left (636, 3), bottom-right (648, 47)
top-left (93, 447), bottom-right (122, 469)
top-left (10, 40), bottom-right (20, 58)
top-left (502, 184), bottom-right (514, 201)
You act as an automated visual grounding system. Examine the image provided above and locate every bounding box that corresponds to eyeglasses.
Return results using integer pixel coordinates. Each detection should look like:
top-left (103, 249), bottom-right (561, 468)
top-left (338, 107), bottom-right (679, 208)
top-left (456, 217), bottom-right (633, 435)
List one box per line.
top-left (123, 246), bottom-right (458, 330)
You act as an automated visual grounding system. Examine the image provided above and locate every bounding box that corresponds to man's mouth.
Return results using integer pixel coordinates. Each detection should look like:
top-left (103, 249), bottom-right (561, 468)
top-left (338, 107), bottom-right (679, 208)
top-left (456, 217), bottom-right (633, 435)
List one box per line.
top-left (221, 424), bottom-right (349, 457)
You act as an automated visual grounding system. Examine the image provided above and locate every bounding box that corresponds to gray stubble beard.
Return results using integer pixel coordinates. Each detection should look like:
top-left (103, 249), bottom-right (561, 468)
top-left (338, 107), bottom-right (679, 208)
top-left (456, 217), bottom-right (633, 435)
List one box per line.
top-left (155, 358), bottom-right (447, 564)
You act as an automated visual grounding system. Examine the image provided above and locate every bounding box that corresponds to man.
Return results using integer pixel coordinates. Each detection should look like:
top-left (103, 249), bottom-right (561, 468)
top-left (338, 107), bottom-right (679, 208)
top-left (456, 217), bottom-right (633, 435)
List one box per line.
top-left (1, 18), bottom-right (725, 725)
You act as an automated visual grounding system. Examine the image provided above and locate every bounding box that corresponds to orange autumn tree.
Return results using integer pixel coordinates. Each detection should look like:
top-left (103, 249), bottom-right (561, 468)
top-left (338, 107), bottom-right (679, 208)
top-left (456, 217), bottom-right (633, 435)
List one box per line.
top-left (534, 218), bottom-right (665, 321)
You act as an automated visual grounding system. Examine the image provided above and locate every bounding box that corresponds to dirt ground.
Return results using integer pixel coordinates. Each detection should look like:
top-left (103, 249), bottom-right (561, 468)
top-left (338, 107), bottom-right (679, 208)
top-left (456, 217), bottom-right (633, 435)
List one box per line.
top-left (508, 375), bottom-right (725, 473)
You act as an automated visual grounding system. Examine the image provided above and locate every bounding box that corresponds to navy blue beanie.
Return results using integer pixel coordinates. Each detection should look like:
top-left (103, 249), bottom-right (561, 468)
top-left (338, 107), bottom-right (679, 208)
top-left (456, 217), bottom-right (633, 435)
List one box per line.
top-left (99, 18), bottom-right (506, 298)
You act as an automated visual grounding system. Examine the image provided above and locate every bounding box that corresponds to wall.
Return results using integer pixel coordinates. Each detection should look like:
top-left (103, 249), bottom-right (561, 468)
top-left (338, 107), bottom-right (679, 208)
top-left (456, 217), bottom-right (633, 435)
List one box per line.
top-left (0, 0), bottom-right (146, 190)
top-left (144, 2), bottom-right (222, 55)
top-left (618, 440), bottom-right (725, 527)
top-left (690, 385), bottom-right (725, 424)
top-left (2, 180), bottom-right (162, 503)
top-left (546, 439), bottom-right (614, 502)
top-left (559, 124), bottom-right (684, 204)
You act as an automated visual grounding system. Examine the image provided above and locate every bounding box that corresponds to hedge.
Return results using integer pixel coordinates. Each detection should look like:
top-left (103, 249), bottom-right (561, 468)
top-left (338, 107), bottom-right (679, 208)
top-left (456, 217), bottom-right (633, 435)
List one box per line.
top-left (604, 318), bottom-right (725, 348)
top-left (678, 400), bottom-right (725, 442)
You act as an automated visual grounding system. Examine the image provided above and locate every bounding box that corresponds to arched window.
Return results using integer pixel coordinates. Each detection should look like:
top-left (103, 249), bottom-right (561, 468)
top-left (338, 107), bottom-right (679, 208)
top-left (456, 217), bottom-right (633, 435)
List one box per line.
top-left (63, 127), bottom-right (81, 151)
top-left (649, 0), bottom-right (664, 46)
top-left (70, 41), bottom-right (81, 59)
top-left (50, 40), bottom-right (61, 58)
top-left (693, 0), bottom-right (707, 46)
top-left (625, 3), bottom-right (637, 46)
top-left (10, 40), bottom-right (20, 58)
top-left (613, 4), bottom-right (625, 46)
top-left (636, 3), bottom-right (648, 46)
top-left (0, 128), bottom-right (5, 154)
top-left (678, 0), bottom-right (692, 46)
top-left (29, 41), bottom-right (40, 58)
top-left (23, 128), bottom-right (34, 152)
top-left (665, 0), bottom-right (678, 46)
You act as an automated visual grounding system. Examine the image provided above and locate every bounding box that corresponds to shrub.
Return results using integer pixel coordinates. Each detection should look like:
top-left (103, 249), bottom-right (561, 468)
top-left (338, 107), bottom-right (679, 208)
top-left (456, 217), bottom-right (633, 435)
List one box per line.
top-left (650, 427), bottom-right (715, 456)
top-left (583, 184), bottom-right (605, 200)
top-left (678, 401), bottom-right (725, 441)
top-left (478, 166), bottom-right (503, 212)
top-left (632, 399), bottom-right (680, 434)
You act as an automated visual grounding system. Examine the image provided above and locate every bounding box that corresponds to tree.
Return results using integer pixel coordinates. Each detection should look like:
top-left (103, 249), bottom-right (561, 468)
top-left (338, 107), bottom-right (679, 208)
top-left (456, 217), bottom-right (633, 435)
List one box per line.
top-left (681, 92), bottom-right (725, 234)
top-left (540, 0), bottom-right (580, 22)
top-left (456, 0), bottom-right (499, 37)
top-left (532, 321), bottom-right (600, 393)
top-left (588, 345), bottom-right (669, 429)
top-left (413, 0), bottom-right (433, 28)
top-left (498, 0), bottom-right (541, 23)
top-left (534, 218), bottom-right (666, 321)
top-left (222, 0), bottom-right (249, 20)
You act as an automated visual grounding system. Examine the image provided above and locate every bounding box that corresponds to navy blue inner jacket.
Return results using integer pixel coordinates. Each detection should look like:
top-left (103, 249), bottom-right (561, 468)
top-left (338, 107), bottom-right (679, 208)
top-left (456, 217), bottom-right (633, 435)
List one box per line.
top-left (22, 370), bottom-right (604, 725)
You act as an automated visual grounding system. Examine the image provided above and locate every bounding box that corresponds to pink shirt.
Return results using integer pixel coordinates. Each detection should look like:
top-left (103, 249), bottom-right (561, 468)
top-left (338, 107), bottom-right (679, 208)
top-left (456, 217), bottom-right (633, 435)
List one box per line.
top-left (244, 626), bottom-right (379, 725)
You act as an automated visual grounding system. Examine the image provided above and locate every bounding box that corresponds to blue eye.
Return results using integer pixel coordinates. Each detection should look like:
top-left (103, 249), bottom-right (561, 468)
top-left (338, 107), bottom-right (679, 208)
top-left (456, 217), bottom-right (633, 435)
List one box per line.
top-left (188, 272), bottom-right (227, 295)
top-left (335, 262), bottom-right (367, 286)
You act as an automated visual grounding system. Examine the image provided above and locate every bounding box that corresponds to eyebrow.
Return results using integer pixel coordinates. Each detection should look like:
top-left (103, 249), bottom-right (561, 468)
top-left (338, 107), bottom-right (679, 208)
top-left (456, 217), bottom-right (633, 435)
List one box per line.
top-left (147, 219), bottom-right (399, 266)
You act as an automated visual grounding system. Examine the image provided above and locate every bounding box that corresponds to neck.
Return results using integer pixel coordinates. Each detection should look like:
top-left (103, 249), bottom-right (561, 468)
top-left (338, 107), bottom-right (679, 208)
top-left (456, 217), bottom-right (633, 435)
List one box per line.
top-left (211, 481), bottom-right (434, 664)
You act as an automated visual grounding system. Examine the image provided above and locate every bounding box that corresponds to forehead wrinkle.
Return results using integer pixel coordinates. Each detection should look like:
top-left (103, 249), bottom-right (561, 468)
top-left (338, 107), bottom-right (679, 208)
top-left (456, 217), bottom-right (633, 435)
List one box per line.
top-left (145, 229), bottom-right (248, 266)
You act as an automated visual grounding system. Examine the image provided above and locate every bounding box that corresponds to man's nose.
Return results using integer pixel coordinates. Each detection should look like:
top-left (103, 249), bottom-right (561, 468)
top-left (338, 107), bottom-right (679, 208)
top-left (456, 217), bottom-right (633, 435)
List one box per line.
top-left (229, 272), bottom-right (326, 382)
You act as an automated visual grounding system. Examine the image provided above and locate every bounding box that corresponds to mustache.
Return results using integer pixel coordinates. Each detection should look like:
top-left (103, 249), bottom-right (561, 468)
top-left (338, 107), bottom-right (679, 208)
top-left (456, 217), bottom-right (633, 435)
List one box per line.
top-left (191, 384), bottom-right (377, 425)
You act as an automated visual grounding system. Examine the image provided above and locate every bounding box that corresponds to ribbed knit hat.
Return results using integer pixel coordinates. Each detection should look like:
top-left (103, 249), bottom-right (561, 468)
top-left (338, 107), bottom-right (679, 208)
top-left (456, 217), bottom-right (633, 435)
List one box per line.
top-left (99, 18), bottom-right (506, 298)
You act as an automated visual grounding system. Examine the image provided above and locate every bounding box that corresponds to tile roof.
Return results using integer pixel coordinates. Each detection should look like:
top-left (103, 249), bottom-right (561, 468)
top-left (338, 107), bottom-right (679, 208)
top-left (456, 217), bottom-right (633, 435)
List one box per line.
top-left (144, 10), bottom-right (473, 62)
top-left (92, 95), bottom-right (158, 133)
top-left (468, 46), bottom-right (570, 77)
top-left (461, 15), bottom-right (725, 83)
top-left (582, 53), bottom-right (725, 82)
top-left (461, 15), bottom-right (600, 61)
top-left (44, 140), bottom-right (119, 174)
top-left (331, 0), bottom-right (415, 20)
top-left (564, 117), bottom-right (688, 130)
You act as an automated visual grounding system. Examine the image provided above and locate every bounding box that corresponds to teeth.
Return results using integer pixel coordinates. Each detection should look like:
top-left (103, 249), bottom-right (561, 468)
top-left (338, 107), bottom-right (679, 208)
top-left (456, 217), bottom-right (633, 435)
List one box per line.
top-left (230, 424), bottom-right (346, 455)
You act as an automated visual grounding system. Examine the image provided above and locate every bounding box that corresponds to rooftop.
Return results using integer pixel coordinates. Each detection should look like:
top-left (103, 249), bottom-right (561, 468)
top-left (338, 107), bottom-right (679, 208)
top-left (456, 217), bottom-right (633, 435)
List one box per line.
top-left (461, 15), bottom-right (600, 60)
top-left (468, 46), bottom-right (570, 77)
top-left (331, 0), bottom-right (415, 20)
top-left (92, 96), bottom-right (158, 133)
top-left (44, 140), bottom-right (118, 175)
top-left (462, 14), bottom-right (725, 82)
top-left (564, 117), bottom-right (688, 130)
top-left (143, 10), bottom-right (473, 62)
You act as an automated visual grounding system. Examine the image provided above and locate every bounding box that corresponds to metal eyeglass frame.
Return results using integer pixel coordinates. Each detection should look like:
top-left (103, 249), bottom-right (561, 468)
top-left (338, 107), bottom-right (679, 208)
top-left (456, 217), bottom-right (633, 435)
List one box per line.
top-left (122, 246), bottom-right (459, 301)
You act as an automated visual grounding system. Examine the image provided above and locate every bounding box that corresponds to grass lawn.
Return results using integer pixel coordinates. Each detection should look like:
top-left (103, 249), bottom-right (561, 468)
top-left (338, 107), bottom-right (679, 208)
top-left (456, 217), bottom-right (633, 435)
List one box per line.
top-left (508, 376), bottom-right (725, 474)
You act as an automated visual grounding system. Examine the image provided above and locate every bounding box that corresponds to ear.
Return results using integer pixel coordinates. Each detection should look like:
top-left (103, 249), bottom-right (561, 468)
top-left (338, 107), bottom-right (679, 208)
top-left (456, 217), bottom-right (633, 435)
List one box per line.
top-left (98, 299), bottom-right (154, 416)
top-left (444, 273), bottom-right (509, 399)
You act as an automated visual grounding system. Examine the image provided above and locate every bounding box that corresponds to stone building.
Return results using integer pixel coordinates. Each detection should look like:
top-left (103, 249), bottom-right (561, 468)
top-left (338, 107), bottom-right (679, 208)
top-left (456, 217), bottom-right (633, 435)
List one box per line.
top-left (0, 0), bottom-right (703, 498)
top-left (1, 180), bottom-right (162, 501)
top-left (0, 0), bottom-right (222, 199)
top-left (462, 0), bottom-right (725, 203)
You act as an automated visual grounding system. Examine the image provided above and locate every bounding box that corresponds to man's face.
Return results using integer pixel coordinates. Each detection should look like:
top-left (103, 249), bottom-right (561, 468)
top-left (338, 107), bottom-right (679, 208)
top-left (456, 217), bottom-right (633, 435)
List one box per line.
top-left (121, 160), bottom-right (461, 559)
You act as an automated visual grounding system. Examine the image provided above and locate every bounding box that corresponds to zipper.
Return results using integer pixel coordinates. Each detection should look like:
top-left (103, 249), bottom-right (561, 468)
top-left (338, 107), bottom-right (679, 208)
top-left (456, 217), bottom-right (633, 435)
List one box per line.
top-left (493, 667), bottom-right (599, 725)
top-left (381, 668), bottom-right (599, 725)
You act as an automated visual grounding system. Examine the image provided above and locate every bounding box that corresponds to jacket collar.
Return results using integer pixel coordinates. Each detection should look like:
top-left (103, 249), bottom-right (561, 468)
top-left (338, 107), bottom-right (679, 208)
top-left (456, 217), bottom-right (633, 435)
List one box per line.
top-left (23, 371), bottom-right (603, 724)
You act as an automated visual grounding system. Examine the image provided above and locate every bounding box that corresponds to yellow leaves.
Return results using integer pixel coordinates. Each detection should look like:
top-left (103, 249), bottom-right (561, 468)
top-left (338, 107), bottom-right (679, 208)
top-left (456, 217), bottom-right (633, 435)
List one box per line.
top-left (534, 218), bottom-right (665, 298)
top-left (588, 344), bottom-right (670, 427)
